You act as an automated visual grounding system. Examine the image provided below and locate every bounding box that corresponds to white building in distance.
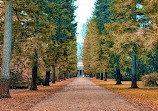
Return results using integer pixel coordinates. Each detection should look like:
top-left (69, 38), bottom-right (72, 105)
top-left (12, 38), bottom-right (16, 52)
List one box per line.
top-left (77, 62), bottom-right (84, 77)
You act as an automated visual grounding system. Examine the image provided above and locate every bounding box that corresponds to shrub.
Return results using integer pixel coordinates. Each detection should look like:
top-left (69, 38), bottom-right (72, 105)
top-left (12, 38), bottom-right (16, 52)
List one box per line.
top-left (141, 73), bottom-right (158, 87)
top-left (122, 73), bottom-right (131, 81)
top-left (10, 71), bottom-right (30, 89)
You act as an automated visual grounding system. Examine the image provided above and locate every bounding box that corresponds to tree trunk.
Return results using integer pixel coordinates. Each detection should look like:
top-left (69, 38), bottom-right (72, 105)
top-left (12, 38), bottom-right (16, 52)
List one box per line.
top-left (56, 68), bottom-right (60, 82)
top-left (52, 66), bottom-right (55, 83)
top-left (104, 71), bottom-right (107, 81)
top-left (115, 55), bottom-right (122, 85)
top-left (155, 44), bottom-right (158, 71)
top-left (68, 74), bottom-right (70, 79)
top-left (43, 71), bottom-right (50, 86)
top-left (96, 73), bottom-right (98, 79)
top-left (95, 74), bottom-right (97, 79)
top-left (63, 74), bottom-right (65, 80)
top-left (97, 73), bottom-right (100, 79)
top-left (30, 50), bottom-right (38, 90)
top-left (98, 73), bottom-right (100, 79)
top-left (115, 68), bottom-right (122, 85)
top-left (131, 51), bottom-right (138, 88)
top-left (0, 1), bottom-right (13, 98)
top-left (100, 73), bottom-right (103, 80)
top-left (0, 80), bottom-right (11, 98)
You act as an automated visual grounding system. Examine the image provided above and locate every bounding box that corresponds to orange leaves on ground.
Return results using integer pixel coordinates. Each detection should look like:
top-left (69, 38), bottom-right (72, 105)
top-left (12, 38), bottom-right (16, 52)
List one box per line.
top-left (0, 78), bottom-right (74, 111)
top-left (89, 78), bottom-right (158, 111)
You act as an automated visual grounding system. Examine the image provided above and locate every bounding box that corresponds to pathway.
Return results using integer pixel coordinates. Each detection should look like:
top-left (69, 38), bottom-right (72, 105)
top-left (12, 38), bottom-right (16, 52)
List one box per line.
top-left (30, 77), bottom-right (139, 111)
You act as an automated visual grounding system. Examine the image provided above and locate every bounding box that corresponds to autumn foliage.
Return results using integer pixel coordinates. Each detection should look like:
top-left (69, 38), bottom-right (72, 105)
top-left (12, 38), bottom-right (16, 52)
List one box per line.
top-left (83, 0), bottom-right (158, 88)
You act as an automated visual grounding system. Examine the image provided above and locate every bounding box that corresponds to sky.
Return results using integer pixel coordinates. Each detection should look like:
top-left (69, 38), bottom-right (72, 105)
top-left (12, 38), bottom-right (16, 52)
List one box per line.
top-left (74, 0), bottom-right (96, 44)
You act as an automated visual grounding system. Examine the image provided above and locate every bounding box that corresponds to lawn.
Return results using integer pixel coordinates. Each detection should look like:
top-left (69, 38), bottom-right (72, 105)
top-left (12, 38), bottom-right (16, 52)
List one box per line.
top-left (89, 78), bottom-right (158, 111)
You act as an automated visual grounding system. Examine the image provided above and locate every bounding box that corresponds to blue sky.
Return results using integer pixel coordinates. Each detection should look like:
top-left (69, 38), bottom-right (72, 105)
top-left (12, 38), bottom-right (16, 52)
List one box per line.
top-left (74, 0), bottom-right (96, 44)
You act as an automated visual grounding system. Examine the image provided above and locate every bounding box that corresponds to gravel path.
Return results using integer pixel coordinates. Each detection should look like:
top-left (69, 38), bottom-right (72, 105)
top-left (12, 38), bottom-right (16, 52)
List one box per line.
top-left (30, 77), bottom-right (139, 111)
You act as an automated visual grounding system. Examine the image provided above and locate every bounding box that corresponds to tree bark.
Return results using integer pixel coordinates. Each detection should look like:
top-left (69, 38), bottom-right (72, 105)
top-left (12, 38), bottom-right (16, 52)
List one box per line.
top-left (56, 68), bottom-right (60, 82)
top-left (104, 71), bottom-right (107, 81)
top-left (0, 80), bottom-right (11, 98)
top-left (0, 1), bottom-right (13, 98)
top-left (52, 66), bottom-right (55, 83)
top-left (115, 68), bottom-right (122, 85)
top-left (155, 44), bottom-right (158, 71)
top-left (100, 73), bottom-right (103, 80)
top-left (115, 55), bottom-right (122, 84)
top-left (43, 71), bottom-right (50, 86)
top-left (90, 74), bottom-right (93, 78)
top-left (95, 74), bottom-right (97, 79)
top-left (97, 73), bottom-right (99, 79)
top-left (98, 73), bottom-right (100, 79)
top-left (68, 72), bottom-right (71, 79)
top-left (63, 74), bottom-right (65, 80)
top-left (96, 73), bottom-right (98, 79)
top-left (30, 50), bottom-right (38, 90)
top-left (131, 51), bottom-right (138, 88)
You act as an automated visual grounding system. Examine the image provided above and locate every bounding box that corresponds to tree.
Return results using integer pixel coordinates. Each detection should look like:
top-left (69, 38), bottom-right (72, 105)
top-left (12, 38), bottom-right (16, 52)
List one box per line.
top-left (108, 0), bottom-right (158, 88)
top-left (30, 50), bottom-right (38, 90)
top-left (0, 1), bottom-right (13, 98)
top-left (43, 70), bottom-right (50, 86)
top-left (83, 19), bottom-right (102, 76)
top-left (93, 0), bottom-right (118, 82)
top-left (94, 0), bottom-right (111, 34)
top-left (0, 0), bottom-right (77, 96)
top-left (115, 55), bottom-right (122, 84)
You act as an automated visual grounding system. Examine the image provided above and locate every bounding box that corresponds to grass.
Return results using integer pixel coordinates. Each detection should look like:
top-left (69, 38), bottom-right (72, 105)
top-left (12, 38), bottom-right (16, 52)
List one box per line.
top-left (0, 78), bottom-right (74, 111)
top-left (89, 78), bottom-right (158, 110)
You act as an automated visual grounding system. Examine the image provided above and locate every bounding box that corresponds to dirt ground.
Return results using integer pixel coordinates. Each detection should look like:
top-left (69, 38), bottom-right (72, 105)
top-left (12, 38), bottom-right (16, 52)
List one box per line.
top-left (0, 78), bottom-right (74, 111)
top-left (90, 78), bottom-right (158, 111)
top-left (30, 77), bottom-right (141, 111)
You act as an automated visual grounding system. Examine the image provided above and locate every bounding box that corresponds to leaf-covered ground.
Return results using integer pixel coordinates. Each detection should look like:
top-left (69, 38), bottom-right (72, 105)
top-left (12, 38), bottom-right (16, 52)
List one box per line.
top-left (0, 78), bottom-right (74, 111)
top-left (30, 77), bottom-right (140, 111)
top-left (89, 78), bottom-right (158, 111)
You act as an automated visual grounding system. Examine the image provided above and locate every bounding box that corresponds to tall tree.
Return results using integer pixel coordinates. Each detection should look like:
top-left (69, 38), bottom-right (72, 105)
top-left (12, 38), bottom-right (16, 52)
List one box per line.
top-left (0, 1), bottom-right (13, 98)
top-left (83, 19), bottom-right (101, 76)
top-left (30, 50), bottom-right (38, 90)
top-left (94, 0), bottom-right (111, 34)
top-left (0, 0), bottom-right (77, 95)
top-left (108, 0), bottom-right (158, 88)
